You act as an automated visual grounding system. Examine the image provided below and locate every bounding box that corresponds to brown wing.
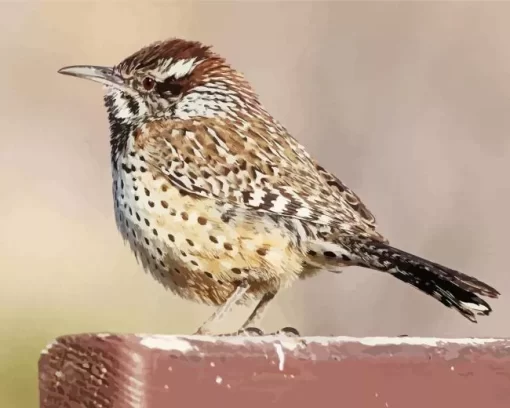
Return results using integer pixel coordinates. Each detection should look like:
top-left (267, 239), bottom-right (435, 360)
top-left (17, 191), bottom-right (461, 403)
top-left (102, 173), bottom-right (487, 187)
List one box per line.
top-left (314, 163), bottom-right (378, 230)
top-left (139, 117), bottom-right (380, 236)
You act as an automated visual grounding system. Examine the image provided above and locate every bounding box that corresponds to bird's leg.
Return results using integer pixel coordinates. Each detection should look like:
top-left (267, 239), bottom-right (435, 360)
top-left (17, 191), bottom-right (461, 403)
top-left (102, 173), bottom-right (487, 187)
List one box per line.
top-left (218, 291), bottom-right (301, 337)
top-left (239, 291), bottom-right (276, 331)
top-left (194, 280), bottom-right (250, 335)
top-left (211, 292), bottom-right (275, 337)
top-left (241, 292), bottom-right (300, 337)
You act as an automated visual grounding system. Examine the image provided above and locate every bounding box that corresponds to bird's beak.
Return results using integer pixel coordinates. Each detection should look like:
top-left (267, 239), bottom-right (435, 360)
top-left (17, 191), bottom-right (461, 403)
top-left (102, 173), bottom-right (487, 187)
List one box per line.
top-left (58, 65), bottom-right (124, 89)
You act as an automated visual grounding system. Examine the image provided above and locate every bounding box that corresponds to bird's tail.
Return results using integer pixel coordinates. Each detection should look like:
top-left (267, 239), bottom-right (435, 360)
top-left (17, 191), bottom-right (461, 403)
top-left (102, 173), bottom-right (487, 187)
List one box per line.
top-left (344, 237), bottom-right (500, 322)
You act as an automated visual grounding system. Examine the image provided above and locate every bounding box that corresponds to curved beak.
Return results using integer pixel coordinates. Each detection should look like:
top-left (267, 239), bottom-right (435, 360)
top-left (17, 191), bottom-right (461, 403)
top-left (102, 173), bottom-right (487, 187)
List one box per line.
top-left (58, 65), bottom-right (124, 89)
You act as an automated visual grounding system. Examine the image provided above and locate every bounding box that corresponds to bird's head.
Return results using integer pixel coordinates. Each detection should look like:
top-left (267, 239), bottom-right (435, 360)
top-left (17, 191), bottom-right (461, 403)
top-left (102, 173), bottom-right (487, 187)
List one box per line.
top-left (58, 38), bottom-right (260, 126)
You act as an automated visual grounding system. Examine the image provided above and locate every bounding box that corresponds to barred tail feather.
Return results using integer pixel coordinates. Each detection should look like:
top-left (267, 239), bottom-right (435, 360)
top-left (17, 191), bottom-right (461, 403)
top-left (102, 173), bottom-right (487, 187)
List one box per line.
top-left (346, 238), bottom-right (500, 322)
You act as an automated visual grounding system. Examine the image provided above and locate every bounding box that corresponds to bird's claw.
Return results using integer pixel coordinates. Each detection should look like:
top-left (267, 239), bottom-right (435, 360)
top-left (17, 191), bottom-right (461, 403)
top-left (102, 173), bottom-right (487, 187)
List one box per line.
top-left (238, 327), bottom-right (265, 336)
top-left (215, 326), bottom-right (265, 337)
top-left (272, 326), bottom-right (301, 337)
top-left (197, 326), bottom-right (301, 337)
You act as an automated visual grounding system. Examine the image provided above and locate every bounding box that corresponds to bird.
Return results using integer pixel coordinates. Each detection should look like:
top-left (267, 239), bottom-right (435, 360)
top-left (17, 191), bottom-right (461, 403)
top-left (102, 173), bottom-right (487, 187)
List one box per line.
top-left (58, 38), bottom-right (500, 336)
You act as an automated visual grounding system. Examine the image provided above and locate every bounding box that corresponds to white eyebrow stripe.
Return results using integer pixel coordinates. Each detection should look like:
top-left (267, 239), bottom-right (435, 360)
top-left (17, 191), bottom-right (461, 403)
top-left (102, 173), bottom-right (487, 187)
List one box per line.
top-left (147, 58), bottom-right (201, 81)
top-left (168, 58), bottom-right (198, 78)
top-left (160, 57), bottom-right (173, 72)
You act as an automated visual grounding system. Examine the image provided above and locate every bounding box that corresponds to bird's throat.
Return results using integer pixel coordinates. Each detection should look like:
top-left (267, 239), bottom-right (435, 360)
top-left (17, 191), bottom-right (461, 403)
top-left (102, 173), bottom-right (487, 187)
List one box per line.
top-left (104, 93), bottom-right (136, 167)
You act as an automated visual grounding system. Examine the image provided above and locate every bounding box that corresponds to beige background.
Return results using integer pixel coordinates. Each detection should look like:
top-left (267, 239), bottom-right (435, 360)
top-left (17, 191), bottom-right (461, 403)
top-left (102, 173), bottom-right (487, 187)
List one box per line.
top-left (1, 2), bottom-right (510, 406)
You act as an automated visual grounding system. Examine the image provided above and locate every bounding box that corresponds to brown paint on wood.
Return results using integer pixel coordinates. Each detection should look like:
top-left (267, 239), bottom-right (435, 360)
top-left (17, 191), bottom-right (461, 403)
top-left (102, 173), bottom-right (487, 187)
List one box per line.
top-left (39, 334), bottom-right (510, 408)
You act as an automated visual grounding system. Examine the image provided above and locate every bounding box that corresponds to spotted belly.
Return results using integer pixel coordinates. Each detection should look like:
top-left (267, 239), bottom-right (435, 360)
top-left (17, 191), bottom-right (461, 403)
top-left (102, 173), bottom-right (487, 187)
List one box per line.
top-left (111, 155), bottom-right (306, 306)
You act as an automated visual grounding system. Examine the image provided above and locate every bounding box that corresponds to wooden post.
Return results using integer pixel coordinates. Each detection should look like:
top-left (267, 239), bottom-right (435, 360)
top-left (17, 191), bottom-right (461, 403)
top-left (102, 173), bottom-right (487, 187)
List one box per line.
top-left (39, 334), bottom-right (510, 407)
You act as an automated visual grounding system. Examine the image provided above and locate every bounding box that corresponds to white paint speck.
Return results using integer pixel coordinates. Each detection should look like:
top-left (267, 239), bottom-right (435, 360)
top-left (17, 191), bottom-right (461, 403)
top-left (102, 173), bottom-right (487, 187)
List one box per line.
top-left (55, 371), bottom-right (63, 379)
top-left (274, 343), bottom-right (285, 371)
top-left (41, 339), bottom-right (59, 355)
top-left (216, 376), bottom-right (223, 384)
top-left (210, 362), bottom-right (215, 367)
top-left (139, 335), bottom-right (195, 353)
top-left (131, 353), bottom-right (143, 365)
top-left (128, 334), bottom-right (505, 359)
top-left (450, 366), bottom-right (455, 371)
top-left (164, 384), bottom-right (169, 390)
top-left (320, 336), bottom-right (503, 347)
top-left (257, 335), bottom-right (490, 346)
top-left (385, 403), bottom-right (389, 407)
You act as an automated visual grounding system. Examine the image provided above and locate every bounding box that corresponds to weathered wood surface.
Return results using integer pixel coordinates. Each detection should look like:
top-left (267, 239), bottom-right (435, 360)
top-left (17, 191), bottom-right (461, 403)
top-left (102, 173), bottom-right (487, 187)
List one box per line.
top-left (39, 334), bottom-right (510, 408)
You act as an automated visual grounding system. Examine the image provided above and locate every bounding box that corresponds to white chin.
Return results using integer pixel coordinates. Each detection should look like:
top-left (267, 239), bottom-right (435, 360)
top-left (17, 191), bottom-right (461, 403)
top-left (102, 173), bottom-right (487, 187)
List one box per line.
top-left (107, 88), bottom-right (147, 121)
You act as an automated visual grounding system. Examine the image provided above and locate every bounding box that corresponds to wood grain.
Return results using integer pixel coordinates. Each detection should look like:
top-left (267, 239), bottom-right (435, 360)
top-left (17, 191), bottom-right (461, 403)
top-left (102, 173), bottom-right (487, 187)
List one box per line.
top-left (39, 334), bottom-right (510, 408)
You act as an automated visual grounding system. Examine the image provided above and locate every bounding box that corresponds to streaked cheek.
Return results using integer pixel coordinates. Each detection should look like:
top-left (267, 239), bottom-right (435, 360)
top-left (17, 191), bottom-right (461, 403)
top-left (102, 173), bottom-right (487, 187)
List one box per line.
top-left (147, 97), bottom-right (172, 114)
top-left (106, 89), bottom-right (148, 120)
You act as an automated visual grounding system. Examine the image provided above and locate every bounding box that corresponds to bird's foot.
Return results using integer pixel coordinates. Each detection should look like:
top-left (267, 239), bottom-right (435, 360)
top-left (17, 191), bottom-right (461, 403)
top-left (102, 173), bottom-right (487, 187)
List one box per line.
top-left (193, 328), bottom-right (212, 335)
top-left (215, 326), bottom-right (265, 337)
top-left (195, 326), bottom-right (301, 337)
top-left (232, 326), bottom-right (301, 337)
top-left (271, 326), bottom-right (301, 337)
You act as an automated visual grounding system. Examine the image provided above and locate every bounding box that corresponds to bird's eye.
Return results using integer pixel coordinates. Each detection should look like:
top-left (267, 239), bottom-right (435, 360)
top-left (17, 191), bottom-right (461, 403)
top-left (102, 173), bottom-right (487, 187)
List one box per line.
top-left (142, 77), bottom-right (155, 91)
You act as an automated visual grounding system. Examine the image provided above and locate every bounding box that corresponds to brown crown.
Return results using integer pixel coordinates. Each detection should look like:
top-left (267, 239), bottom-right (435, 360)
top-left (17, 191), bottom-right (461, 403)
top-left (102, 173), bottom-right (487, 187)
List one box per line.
top-left (116, 38), bottom-right (222, 74)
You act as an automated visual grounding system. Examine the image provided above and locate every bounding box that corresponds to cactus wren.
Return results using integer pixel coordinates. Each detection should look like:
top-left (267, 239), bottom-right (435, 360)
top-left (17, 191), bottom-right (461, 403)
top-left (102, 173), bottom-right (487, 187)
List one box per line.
top-left (58, 38), bottom-right (499, 335)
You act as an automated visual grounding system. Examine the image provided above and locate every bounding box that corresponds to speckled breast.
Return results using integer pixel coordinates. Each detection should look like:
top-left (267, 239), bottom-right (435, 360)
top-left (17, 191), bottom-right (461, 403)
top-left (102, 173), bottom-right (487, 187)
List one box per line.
top-left (111, 148), bottom-right (305, 306)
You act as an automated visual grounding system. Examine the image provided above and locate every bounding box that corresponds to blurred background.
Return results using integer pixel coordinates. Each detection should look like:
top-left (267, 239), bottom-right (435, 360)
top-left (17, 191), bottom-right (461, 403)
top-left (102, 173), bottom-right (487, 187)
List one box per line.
top-left (2, 1), bottom-right (510, 406)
